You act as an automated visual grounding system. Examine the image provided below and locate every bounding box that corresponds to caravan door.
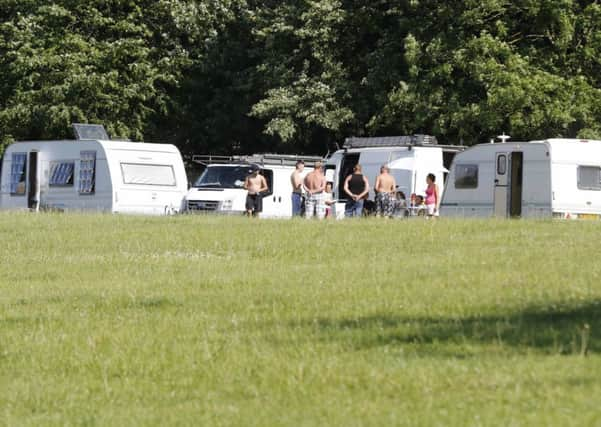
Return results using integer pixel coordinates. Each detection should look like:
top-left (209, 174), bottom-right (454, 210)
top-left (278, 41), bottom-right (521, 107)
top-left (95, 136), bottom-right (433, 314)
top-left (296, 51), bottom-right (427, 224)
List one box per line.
top-left (494, 153), bottom-right (509, 217)
top-left (257, 168), bottom-right (279, 217)
top-left (337, 153), bottom-right (359, 200)
top-left (27, 151), bottom-right (39, 211)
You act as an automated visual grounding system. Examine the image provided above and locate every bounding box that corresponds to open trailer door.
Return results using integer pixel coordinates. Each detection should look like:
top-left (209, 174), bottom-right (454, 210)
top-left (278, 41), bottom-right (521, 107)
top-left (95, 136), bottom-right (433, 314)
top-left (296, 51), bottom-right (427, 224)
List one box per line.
top-left (27, 151), bottom-right (39, 211)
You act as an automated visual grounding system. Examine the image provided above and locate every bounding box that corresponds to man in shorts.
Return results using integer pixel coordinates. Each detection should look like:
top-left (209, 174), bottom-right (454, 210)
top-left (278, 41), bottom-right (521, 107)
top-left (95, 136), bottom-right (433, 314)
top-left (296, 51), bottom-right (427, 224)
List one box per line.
top-left (290, 160), bottom-right (305, 216)
top-left (244, 165), bottom-right (269, 217)
top-left (303, 161), bottom-right (327, 219)
top-left (374, 165), bottom-right (396, 218)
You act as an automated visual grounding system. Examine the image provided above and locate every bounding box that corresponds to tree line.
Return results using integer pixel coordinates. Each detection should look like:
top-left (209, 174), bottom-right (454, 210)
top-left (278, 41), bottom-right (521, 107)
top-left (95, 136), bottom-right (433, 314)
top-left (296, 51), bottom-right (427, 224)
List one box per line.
top-left (1, 0), bottom-right (600, 156)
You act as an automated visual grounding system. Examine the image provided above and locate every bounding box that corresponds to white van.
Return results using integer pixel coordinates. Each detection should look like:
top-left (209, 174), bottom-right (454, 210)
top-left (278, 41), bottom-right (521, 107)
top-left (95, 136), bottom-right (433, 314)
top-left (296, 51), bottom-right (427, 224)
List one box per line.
top-left (185, 154), bottom-right (323, 217)
top-left (441, 137), bottom-right (601, 218)
top-left (0, 129), bottom-right (187, 215)
top-left (325, 135), bottom-right (464, 217)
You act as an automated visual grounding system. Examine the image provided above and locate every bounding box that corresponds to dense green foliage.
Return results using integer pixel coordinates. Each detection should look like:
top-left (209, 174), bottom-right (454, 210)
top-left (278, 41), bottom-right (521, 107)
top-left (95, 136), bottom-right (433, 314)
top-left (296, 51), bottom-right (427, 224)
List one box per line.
top-left (2, 213), bottom-right (601, 425)
top-left (1, 1), bottom-right (600, 154)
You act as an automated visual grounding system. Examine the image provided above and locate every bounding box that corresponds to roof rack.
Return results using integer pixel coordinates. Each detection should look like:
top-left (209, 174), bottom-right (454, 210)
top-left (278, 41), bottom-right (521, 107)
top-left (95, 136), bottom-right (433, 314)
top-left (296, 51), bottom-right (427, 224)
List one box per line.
top-left (192, 155), bottom-right (235, 165)
top-left (192, 153), bottom-right (324, 167)
top-left (343, 134), bottom-right (438, 149)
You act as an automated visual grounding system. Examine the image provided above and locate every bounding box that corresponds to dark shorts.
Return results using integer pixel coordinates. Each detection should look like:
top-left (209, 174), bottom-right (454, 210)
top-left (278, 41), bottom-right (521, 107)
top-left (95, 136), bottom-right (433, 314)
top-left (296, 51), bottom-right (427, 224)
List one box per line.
top-left (246, 193), bottom-right (263, 213)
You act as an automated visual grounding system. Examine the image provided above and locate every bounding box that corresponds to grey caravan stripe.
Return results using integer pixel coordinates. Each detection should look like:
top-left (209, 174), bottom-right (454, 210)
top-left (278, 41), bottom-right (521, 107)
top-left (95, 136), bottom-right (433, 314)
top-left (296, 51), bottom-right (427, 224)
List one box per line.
top-left (442, 202), bottom-right (551, 207)
top-left (441, 202), bottom-right (492, 206)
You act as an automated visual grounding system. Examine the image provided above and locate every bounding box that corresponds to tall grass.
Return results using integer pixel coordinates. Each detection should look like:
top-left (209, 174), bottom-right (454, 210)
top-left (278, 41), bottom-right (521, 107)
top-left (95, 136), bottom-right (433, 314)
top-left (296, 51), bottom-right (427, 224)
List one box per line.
top-left (1, 213), bottom-right (600, 426)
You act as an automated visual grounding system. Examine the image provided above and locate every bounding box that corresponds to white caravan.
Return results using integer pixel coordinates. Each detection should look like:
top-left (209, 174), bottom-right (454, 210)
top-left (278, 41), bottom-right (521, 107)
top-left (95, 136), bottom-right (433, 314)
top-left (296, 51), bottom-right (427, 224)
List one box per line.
top-left (441, 138), bottom-right (601, 218)
top-left (185, 154), bottom-right (323, 217)
top-left (325, 135), bottom-right (464, 217)
top-left (1, 136), bottom-right (187, 215)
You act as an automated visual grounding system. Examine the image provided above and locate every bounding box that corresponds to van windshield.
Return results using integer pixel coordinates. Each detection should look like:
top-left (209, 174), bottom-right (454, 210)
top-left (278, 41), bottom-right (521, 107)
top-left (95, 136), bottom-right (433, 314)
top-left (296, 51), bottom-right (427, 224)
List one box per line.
top-left (193, 165), bottom-right (250, 189)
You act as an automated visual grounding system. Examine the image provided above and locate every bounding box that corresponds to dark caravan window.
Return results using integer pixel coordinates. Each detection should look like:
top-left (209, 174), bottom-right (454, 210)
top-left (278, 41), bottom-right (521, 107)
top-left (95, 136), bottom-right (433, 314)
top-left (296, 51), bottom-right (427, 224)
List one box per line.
top-left (79, 151), bottom-right (96, 194)
top-left (455, 164), bottom-right (478, 189)
top-left (49, 162), bottom-right (75, 186)
top-left (10, 153), bottom-right (27, 195)
top-left (578, 166), bottom-right (601, 191)
top-left (497, 155), bottom-right (507, 175)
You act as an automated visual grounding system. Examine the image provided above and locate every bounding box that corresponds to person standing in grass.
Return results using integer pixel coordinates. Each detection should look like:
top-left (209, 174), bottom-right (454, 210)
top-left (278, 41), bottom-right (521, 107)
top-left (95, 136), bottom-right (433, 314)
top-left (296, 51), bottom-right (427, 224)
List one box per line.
top-left (425, 173), bottom-right (440, 218)
top-left (290, 160), bottom-right (305, 216)
top-left (392, 190), bottom-right (408, 218)
top-left (324, 181), bottom-right (335, 218)
top-left (343, 164), bottom-right (369, 217)
top-left (374, 165), bottom-right (396, 218)
top-left (303, 161), bottom-right (327, 219)
top-left (244, 165), bottom-right (268, 217)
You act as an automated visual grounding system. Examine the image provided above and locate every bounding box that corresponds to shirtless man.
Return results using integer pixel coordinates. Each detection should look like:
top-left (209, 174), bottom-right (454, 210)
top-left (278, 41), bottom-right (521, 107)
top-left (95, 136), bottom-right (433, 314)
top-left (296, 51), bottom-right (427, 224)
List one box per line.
top-left (244, 165), bottom-right (269, 217)
top-left (374, 165), bottom-right (397, 217)
top-left (290, 160), bottom-right (305, 216)
top-left (303, 161), bottom-right (326, 219)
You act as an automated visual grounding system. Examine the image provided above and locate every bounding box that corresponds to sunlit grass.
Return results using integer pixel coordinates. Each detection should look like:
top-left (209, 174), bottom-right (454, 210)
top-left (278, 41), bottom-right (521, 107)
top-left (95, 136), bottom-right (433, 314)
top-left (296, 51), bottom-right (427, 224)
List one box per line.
top-left (1, 213), bottom-right (601, 426)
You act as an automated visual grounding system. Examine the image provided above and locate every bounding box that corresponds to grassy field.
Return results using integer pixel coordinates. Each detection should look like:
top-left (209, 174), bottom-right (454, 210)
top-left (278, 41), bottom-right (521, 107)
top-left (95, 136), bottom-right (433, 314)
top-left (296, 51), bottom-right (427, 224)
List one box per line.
top-left (1, 213), bottom-right (601, 426)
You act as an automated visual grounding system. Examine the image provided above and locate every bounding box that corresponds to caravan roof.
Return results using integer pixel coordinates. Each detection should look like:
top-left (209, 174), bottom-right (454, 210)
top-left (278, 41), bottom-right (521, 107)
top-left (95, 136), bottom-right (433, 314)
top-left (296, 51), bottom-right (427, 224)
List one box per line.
top-left (5, 139), bottom-right (181, 154)
top-left (462, 138), bottom-right (601, 163)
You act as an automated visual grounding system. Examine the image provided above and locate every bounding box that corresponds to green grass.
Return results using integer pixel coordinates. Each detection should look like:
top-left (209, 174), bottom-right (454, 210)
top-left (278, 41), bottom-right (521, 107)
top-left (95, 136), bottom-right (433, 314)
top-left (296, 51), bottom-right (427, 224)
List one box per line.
top-left (1, 213), bottom-right (601, 426)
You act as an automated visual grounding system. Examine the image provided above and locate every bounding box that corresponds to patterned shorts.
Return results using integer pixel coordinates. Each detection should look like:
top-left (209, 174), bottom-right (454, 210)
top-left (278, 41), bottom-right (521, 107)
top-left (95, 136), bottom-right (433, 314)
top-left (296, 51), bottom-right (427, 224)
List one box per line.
top-left (375, 192), bottom-right (394, 217)
top-left (305, 192), bottom-right (326, 219)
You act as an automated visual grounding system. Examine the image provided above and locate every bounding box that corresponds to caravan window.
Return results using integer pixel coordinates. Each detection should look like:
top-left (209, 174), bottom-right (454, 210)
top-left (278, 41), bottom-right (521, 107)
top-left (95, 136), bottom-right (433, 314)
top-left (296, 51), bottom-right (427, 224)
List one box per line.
top-left (10, 153), bottom-right (27, 195)
top-left (121, 163), bottom-right (176, 186)
top-left (497, 155), bottom-right (507, 175)
top-left (577, 166), bottom-right (601, 191)
top-left (49, 162), bottom-right (75, 186)
top-left (79, 151), bottom-right (96, 194)
top-left (455, 164), bottom-right (478, 189)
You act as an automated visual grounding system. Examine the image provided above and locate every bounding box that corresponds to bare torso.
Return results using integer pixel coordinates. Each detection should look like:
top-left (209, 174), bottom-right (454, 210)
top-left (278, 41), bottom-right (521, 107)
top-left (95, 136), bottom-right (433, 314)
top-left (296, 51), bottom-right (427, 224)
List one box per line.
top-left (375, 173), bottom-right (396, 193)
top-left (304, 171), bottom-right (325, 193)
top-left (246, 174), bottom-right (267, 194)
top-left (291, 170), bottom-right (302, 193)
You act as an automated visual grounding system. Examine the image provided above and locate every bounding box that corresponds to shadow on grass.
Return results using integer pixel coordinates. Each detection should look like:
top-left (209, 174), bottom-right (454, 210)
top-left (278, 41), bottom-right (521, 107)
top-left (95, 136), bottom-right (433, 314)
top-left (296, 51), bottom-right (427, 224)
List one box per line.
top-left (306, 300), bottom-right (601, 356)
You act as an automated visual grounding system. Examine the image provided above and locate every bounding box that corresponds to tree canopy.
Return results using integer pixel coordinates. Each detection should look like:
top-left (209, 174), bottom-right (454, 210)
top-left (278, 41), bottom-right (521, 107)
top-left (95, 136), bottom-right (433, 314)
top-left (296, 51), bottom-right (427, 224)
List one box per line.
top-left (1, 0), bottom-right (600, 155)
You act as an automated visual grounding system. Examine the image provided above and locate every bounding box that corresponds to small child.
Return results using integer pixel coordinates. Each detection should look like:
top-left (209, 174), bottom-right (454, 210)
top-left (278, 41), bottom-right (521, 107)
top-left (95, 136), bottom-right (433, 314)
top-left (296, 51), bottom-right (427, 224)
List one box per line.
top-left (413, 194), bottom-right (426, 217)
top-left (324, 182), bottom-right (335, 218)
top-left (392, 191), bottom-right (408, 218)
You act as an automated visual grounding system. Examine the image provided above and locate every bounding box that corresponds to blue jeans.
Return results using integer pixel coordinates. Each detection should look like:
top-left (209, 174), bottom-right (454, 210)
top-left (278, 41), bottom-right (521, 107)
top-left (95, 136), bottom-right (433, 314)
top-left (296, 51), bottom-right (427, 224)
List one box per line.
top-left (291, 192), bottom-right (303, 216)
top-left (345, 199), bottom-right (364, 217)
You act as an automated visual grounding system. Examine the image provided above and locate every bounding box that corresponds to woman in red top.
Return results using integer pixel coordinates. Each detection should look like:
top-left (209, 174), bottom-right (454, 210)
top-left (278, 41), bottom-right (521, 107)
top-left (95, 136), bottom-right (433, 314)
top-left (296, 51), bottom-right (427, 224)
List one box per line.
top-left (425, 173), bottom-right (440, 217)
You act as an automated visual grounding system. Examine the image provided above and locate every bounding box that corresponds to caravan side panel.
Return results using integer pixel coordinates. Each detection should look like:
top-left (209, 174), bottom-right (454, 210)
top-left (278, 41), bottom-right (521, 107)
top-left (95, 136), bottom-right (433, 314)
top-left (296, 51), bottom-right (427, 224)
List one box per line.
top-left (441, 146), bottom-right (496, 217)
top-left (38, 141), bottom-right (113, 212)
top-left (520, 144), bottom-right (552, 218)
top-left (548, 140), bottom-right (601, 217)
top-left (0, 141), bottom-right (113, 212)
top-left (106, 143), bottom-right (187, 215)
top-left (442, 143), bottom-right (552, 218)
